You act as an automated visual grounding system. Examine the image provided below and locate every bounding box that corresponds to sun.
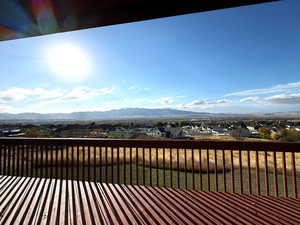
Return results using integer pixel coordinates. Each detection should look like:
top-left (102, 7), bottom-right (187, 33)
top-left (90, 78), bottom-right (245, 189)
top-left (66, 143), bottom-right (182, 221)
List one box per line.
top-left (46, 44), bottom-right (91, 81)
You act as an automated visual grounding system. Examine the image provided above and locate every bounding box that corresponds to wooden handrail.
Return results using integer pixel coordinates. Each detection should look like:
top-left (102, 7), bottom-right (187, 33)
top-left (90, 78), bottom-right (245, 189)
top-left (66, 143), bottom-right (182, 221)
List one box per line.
top-left (0, 137), bottom-right (300, 152)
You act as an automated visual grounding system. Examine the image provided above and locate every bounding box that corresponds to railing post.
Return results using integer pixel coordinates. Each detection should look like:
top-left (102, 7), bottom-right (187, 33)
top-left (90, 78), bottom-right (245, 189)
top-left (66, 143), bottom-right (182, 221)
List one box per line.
top-left (156, 148), bottom-right (159, 187)
top-left (150, 148), bottom-right (152, 186)
top-left (88, 145), bottom-right (91, 181)
top-left (215, 149), bottom-right (218, 192)
top-left (117, 147), bottom-right (120, 184)
top-left (105, 146), bottom-right (108, 183)
top-left (230, 150), bottom-right (234, 193)
top-left (255, 150), bottom-right (260, 196)
top-left (3, 144), bottom-right (6, 175)
top-left (130, 147), bottom-right (133, 185)
top-left (0, 144), bottom-right (2, 175)
top-left (6, 145), bottom-right (10, 175)
top-left (291, 152), bottom-right (298, 198)
top-left (184, 148), bottom-right (187, 189)
top-left (71, 145), bottom-right (74, 180)
top-left (17, 145), bottom-right (20, 176)
top-left (282, 152), bottom-right (288, 198)
top-left (247, 150), bottom-right (252, 195)
top-left (123, 147), bottom-right (125, 184)
top-left (123, 147), bottom-right (126, 184)
top-left (199, 149), bottom-right (202, 191)
top-left (82, 145), bottom-right (85, 181)
top-left (94, 145), bottom-right (96, 182)
top-left (222, 149), bottom-right (226, 192)
top-left (143, 147), bottom-right (145, 186)
top-left (177, 148), bottom-right (180, 189)
top-left (136, 147), bottom-right (139, 185)
top-left (111, 147), bottom-right (114, 183)
top-left (192, 149), bottom-right (195, 190)
top-left (207, 149), bottom-right (210, 192)
top-left (264, 151), bottom-right (269, 196)
top-left (163, 148), bottom-right (165, 187)
top-left (273, 151), bottom-right (278, 197)
top-left (12, 145), bottom-right (16, 176)
top-left (238, 150), bottom-right (243, 194)
top-left (170, 148), bottom-right (173, 188)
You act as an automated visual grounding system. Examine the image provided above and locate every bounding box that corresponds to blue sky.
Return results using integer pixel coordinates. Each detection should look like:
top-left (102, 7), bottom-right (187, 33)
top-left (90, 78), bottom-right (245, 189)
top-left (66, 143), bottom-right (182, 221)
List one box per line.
top-left (0, 0), bottom-right (300, 114)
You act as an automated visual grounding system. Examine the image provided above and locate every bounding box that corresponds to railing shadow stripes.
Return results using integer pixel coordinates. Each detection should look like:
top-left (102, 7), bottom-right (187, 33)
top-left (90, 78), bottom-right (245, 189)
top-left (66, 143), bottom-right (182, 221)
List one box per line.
top-left (0, 138), bottom-right (299, 198)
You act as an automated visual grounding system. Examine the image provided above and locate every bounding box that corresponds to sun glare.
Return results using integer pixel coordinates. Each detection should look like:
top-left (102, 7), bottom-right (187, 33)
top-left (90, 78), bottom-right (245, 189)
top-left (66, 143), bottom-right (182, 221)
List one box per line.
top-left (46, 44), bottom-right (91, 81)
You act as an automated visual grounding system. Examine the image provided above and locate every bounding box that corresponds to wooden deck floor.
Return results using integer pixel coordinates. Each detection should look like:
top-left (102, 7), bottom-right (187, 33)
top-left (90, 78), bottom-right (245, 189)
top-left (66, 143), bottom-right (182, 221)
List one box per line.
top-left (0, 176), bottom-right (299, 225)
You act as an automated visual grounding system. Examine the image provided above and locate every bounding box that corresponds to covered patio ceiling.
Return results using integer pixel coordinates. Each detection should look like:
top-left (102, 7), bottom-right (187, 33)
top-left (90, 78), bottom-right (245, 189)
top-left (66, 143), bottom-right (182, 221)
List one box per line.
top-left (0, 0), bottom-right (279, 42)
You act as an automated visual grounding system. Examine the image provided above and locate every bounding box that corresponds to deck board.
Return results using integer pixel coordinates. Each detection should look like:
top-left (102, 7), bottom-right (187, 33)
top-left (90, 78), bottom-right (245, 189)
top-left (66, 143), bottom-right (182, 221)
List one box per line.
top-left (0, 176), bottom-right (299, 225)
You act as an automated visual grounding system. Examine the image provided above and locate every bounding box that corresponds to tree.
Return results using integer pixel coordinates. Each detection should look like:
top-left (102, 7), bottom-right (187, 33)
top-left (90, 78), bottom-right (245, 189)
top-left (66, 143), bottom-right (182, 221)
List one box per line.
top-left (25, 128), bottom-right (43, 137)
top-left (270, 130), bottom-right (278, 140)
top-left (280, 128), bottom-right (300, 142)
top-left (156, 121), bottom-right (164, 127)
top-left (25, 128), bottom-right (57, 138)
top-left (258, 127), bottom-right (271, 139)
top-left (178, 120), bottom-right (185, 127)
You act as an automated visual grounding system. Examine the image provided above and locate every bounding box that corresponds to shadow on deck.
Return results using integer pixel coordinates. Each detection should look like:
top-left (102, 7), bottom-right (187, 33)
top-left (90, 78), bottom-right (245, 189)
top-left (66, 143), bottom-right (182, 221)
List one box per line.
top-left (0, 175), bottom-right (299, 225)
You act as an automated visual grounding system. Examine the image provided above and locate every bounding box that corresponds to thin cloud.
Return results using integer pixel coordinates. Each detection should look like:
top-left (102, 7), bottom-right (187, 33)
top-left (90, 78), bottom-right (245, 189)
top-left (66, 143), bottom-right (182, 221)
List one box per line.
top-left (34, 88), bottom-right (63, 100)
top-left (182, 98), bottom-right (231, 109)
top-left (240, 96), bottom-right (260, 103)
top-left (31, 87), bottom-right (116, 107)
top-left (128, 86), bottom-right (138, 91)
top-left (0, 87), bottom-right (34, 102)
top-left (265, 93), bottom-right (300, 104)
top-left (0, 87), bottom-right (64, 103)
top-left (188, 99), bottom-right (208, 106)
top-left (128, 85), bottom-right (150, 92)
top-left (50, 87), bottom-right (116, 103)
top-left (133, 98), bottom-right (145, 104)
top-left (216, 99), bottom-right (231, 104)
top-left (156, 97), bottom-right (174, 105)
top-left (225, 81), bottom-right (300, 97)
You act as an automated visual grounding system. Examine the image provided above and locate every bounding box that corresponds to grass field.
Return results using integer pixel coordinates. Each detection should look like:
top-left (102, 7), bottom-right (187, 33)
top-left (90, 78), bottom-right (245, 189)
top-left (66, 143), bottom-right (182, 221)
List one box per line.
top-left (30, 163), bottom-right (300, 198)
top-left (30, 146), bottom-right (300, 173)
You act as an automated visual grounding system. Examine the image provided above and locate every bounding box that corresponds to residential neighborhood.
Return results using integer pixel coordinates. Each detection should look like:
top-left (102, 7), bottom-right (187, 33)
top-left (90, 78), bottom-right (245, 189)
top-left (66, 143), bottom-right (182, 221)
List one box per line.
top-left (1, 119), bottom-right (300, 141)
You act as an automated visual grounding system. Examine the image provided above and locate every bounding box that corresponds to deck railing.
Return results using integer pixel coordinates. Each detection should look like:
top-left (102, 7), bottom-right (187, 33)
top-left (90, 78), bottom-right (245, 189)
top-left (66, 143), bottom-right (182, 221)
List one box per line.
top-left (0, 138), bottom-right (299, 198)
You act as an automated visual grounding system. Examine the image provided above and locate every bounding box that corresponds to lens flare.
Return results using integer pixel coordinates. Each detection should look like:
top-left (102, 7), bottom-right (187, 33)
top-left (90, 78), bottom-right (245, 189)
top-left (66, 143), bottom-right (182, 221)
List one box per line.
top-left (32, 0), bottom-right (59, 34)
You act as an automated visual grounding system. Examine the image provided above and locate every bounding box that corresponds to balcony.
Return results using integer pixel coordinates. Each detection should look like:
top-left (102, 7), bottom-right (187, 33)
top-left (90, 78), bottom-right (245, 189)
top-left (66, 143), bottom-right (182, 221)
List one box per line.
top-left (0, 138), bottom-right (299, 224)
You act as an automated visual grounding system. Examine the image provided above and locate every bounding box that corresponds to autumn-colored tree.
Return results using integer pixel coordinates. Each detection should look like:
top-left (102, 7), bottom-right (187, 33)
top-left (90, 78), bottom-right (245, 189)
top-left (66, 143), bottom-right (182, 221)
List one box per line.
top-left (270, 130), bottom-right (278, 140)
top-left (25, 128), bottom-right (57, 138)
top-left (258, 127), bottom-right (271, 139)
top-left (280, 129), bottom-right (300, 142)
top-left (25, 128), bottom-right (42, 137)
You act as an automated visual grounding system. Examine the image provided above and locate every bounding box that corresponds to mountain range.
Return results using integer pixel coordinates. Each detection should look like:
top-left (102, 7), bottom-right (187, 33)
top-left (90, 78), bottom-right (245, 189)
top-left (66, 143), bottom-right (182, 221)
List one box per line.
top-left (0, 108), bottom-right (299, 121)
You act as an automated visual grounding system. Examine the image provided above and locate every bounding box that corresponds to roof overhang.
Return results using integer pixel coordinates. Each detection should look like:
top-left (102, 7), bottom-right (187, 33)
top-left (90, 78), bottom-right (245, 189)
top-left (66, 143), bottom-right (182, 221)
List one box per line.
top-left (0, 0), bottom-right (280, 41)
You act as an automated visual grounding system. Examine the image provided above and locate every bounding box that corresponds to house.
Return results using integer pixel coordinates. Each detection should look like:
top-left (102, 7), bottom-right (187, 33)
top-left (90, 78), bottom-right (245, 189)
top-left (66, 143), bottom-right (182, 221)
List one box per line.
top-left (115, 127), bottom-right (129, 132)
top-left (247, 126), bottom-right (259, 135)
top-left (1, 129), bottom-right (25, 137)
top-left (230, 127), bottom-right (251, 138)
top-left (165, 127), bottom-right (185, 139)
top-left (210, 126), bottom-right (230, 136)
top-left (147, 128), bottom-right (165, 137)
top-left (182, 125), bottom-right (210, 137)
